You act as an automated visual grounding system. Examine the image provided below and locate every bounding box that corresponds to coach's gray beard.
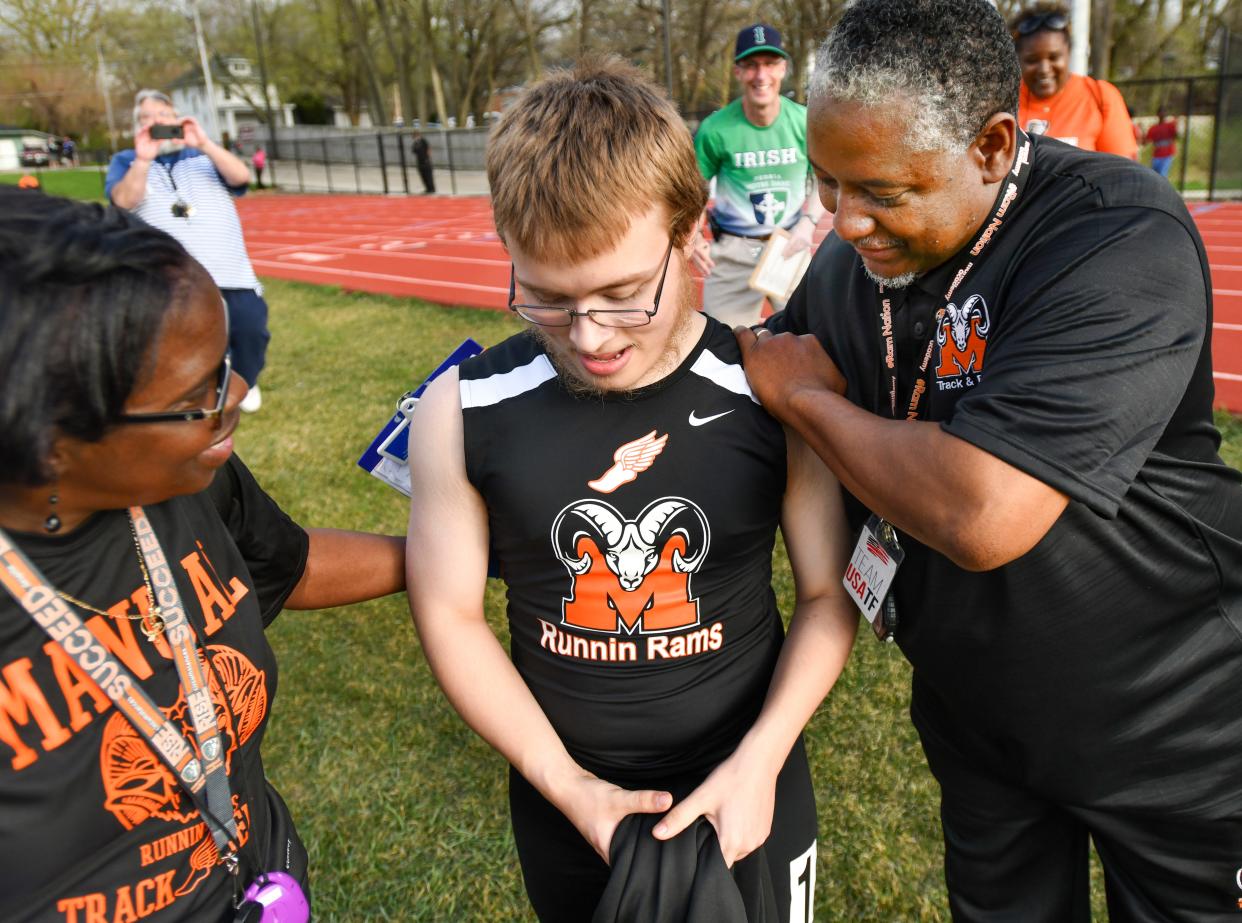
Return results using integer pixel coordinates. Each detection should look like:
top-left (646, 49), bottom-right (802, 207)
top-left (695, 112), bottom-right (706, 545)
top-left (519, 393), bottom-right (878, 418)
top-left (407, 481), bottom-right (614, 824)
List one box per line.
top-left (532, 271), bottom-right (698, 400)
top-left (862, 264), bottom-right (919, 290)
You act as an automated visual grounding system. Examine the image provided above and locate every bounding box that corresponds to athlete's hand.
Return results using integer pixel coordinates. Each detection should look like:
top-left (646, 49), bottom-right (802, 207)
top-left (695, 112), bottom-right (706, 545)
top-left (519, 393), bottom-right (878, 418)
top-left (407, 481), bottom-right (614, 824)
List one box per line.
top-left (690, 234), bottom-right (715, 275)
top-left (555, 772), bottom-right (673, 864)
top-left (650, 748), bottom-right (779, 867)
top-left (735, 326), bottom-right (847, 420)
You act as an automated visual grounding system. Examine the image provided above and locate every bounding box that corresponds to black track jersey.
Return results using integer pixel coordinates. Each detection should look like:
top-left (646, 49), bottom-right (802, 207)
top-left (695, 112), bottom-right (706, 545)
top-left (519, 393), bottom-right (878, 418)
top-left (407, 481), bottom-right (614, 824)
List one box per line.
top-left (776, 136), bottom-right (1242, 811)
top-left (460, 318), bottom-right (787, 782)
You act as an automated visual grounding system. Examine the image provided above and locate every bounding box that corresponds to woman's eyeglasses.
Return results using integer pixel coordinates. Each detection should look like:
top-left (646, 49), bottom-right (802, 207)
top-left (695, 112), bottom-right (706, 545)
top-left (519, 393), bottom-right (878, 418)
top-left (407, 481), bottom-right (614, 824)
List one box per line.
top-left (1015, 11), bottom-right (1069, 35)
top-left (116, 352), bottom-right (233, 425)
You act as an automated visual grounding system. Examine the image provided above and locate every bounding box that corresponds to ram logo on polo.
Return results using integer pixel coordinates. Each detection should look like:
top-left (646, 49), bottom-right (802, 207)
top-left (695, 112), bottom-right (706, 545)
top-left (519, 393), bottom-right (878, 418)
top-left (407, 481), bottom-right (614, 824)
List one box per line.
top-left (551, 497), bottom-right (710, 633)
top-left (936, 293), bottom-right (990, 380)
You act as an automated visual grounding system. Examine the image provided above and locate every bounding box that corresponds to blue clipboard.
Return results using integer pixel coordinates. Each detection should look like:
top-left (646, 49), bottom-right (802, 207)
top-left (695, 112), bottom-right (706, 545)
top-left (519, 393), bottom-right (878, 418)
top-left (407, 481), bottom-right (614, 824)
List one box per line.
top-left (357, 338), bottom-right (483, 495)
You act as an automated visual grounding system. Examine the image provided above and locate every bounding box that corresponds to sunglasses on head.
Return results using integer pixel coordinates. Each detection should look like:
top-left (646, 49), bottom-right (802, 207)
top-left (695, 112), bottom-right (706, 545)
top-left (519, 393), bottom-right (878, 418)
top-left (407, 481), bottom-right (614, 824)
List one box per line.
top-left (1016, 11), bottom-right (1069, 35)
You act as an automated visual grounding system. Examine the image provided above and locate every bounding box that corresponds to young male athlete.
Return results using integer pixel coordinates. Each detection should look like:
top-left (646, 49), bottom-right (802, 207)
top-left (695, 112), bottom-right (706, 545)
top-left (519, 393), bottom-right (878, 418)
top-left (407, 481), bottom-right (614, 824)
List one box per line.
top-left (406, 58), bottom-right (857, 922)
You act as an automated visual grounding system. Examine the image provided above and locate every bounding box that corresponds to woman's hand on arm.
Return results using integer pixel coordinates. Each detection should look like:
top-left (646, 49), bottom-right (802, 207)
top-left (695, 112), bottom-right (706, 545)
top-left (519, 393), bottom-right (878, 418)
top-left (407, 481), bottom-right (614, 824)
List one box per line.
top-left (653, 429), bottom-right (858, 864)
top-left (406, 371), bottom-right (670, 862)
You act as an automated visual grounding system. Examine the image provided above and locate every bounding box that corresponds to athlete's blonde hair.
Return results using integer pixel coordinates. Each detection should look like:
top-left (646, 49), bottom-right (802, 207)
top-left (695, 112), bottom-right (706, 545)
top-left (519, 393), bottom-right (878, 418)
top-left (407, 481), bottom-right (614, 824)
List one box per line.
top-left (486, 56), bottom-right (706, 264)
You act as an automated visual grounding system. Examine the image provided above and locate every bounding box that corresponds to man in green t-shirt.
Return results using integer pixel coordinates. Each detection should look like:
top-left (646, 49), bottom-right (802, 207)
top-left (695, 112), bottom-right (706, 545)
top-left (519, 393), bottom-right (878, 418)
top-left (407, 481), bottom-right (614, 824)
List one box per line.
top-left (692, 24), bottom-right (825, 326)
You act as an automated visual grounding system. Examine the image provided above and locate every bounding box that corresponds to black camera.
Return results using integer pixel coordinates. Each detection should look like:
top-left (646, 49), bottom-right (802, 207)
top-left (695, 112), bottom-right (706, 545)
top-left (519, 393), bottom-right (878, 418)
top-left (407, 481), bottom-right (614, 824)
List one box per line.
top-left (150, 124), bottom-right (184, 140)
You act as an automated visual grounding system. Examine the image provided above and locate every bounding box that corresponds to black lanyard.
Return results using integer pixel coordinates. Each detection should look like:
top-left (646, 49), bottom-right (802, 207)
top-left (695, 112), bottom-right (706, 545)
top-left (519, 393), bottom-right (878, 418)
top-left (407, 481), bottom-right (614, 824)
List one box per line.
top-left (876, 131), bottom-right (1033, 421)
top-left (161, 160), bottom-right (180, 192)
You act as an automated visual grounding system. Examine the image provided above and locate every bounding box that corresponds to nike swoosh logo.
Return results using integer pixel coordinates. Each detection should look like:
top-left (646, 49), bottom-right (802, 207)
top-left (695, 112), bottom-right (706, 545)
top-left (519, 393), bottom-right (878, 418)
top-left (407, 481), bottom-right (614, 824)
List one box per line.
top-left (688, 409), bottom-right (735, 427)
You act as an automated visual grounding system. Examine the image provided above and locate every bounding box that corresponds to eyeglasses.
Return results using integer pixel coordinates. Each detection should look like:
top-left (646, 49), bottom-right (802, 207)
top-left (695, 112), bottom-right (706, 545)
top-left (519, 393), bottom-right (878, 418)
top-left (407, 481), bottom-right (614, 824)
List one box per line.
top-left (508, 242), bottom-right (673, 328)
top-left (1015, 12), bottom-right (1069, 35)
top-left (116, 352), bottom-right (233, 425)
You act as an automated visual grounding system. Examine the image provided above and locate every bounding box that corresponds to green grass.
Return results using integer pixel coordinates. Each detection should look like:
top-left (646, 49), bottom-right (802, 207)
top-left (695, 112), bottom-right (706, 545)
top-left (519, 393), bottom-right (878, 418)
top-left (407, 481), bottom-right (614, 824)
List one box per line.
top-left (237, 279), bottom-right (1242, 921)
top-left (0, 166), bottom-right (108, 201)
top-left (1218, 411), bottom-right (1242, 471)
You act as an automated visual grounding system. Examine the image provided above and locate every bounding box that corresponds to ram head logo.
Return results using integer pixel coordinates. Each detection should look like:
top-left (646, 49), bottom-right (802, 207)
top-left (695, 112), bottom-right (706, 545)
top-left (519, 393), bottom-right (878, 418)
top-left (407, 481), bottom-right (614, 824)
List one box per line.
top-left (938, 294), bottom-right (990, 353)
top-left (935, 293), bottom-right (991, 379)
top-left (551, 497), bottom-right (711, 633)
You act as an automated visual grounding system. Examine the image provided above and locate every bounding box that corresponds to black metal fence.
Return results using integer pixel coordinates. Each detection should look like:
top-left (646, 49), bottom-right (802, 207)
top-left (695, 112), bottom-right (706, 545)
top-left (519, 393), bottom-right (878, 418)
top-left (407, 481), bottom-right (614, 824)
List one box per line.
top-left (254, 125), bottom-right (491, 196)
top-left (1114, 70), bottom-right (1242, 200)
top-left (17, 66), bottom-right (1242, 203)
top-left (207, 89), bottom-right (1242, 199)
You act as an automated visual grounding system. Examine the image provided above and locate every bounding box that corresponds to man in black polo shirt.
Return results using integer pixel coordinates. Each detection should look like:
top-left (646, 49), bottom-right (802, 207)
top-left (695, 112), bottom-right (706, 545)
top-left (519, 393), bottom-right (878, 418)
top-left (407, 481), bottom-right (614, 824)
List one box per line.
top-left (741, 0), bottom-right (1242, 919)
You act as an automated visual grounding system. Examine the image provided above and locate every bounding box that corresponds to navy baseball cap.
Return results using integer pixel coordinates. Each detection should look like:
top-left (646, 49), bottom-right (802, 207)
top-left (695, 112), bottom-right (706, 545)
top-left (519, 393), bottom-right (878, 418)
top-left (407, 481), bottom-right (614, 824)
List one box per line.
top-left (734, 24), bottom-right (791, 62)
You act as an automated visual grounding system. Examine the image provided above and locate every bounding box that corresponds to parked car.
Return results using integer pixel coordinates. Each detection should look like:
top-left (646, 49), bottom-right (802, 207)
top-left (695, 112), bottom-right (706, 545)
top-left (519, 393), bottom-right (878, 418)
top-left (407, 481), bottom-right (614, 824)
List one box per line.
top-left (20, 138), bottom-right (49, 167)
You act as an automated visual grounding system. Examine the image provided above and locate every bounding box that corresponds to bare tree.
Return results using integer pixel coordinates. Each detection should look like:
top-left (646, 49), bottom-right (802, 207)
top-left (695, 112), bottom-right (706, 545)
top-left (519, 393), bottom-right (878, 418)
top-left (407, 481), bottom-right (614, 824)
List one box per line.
top-left (360, 0), bottom-right (391, 119)
top-left (0, 0), bottom-right (97, 55)
top-left (1090, 0), bottom-right (1114, 75)
top-left (373, 0), bottom-right (415, 123)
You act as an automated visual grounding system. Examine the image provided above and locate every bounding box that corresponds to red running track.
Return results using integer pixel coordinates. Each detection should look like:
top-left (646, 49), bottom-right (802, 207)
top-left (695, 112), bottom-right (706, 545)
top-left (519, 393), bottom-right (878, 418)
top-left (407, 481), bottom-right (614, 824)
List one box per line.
top-left (238, 194), bottom-right (1242, 413)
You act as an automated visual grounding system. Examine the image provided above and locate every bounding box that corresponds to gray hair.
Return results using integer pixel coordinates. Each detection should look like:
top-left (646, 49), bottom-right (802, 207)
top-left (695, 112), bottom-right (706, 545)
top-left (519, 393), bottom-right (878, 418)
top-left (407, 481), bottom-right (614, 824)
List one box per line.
top-left (809, 0), bottom-right (1019, 152)
top-left (132, 89), bottom-right (175, 132)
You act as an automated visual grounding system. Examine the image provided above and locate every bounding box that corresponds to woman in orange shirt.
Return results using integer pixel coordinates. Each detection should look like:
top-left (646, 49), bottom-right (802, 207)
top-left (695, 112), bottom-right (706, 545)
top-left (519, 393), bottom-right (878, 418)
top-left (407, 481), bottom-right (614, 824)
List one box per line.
top-left (1012, 3), bottom-right (1137, 158)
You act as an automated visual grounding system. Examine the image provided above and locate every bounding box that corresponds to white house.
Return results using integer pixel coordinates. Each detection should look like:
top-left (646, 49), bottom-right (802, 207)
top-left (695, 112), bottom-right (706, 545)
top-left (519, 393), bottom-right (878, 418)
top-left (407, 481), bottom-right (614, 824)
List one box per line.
top-left (168, 55), bottom-right (295, 143)
top-left (332, 103), bottom-right (374, 129)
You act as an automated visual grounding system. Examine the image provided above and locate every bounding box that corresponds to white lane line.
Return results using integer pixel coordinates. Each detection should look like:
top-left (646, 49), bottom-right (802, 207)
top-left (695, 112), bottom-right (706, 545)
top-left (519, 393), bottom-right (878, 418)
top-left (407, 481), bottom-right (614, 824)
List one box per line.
top-left (259, 245), bottom-right (505, 268)
top-left (251, 259), bottom-right (507, 295)
top-left (254, 231), bottom-right (399, 259)
top-left (285, 252), bottom-right (343, 263)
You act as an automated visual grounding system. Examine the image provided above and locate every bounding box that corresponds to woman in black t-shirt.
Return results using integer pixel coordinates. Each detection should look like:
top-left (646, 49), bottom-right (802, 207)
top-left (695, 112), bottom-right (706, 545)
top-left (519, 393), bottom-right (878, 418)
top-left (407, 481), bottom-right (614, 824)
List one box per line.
top-left (0, 188), bottom-right (406, 922)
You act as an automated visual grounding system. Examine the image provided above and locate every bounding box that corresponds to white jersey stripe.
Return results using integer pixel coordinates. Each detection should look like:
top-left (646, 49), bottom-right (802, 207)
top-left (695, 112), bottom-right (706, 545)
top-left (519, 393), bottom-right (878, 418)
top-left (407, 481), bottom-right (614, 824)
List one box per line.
top-left (690, 349), bottom-right (759, 404)
top-left (460, 354), bottom-right (558, 408)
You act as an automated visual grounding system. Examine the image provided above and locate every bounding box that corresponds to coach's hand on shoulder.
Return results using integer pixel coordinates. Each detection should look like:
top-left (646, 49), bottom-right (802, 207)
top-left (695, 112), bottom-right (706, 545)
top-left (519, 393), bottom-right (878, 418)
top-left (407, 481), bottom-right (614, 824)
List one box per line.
top-left (735, 326), bottom-right (847, 420)
top-left (650, 741), bottom-right (779, 867)
top-left (555, 770), bottom-right (673, 864)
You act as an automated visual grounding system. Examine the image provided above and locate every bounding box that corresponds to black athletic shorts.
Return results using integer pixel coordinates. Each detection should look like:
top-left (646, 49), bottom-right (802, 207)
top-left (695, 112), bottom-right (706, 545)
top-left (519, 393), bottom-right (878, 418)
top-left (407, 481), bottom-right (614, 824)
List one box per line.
top-left (509, 738), bottom-right (818, 923)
